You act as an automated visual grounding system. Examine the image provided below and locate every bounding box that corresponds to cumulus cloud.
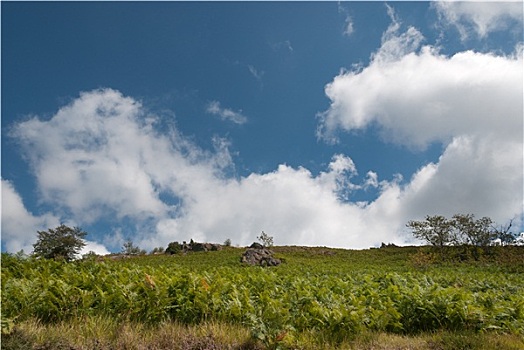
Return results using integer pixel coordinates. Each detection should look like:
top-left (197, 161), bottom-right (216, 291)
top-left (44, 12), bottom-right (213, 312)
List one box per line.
top-left (11, 90), bottom-right (172, 223)
top-left (317, 6), bottom-right (523, 231)
top-left (400, 135), bottom-right (523, 222)
top-left (6, 89), bottom-right (414, 251)
top-left (433, 1), bottom-right (523, 40)
top-left (374, 5), bottom-right (425, 64)
top-left (6, 89), bottom-right (237, 251)
top-left (318, 47), bottom-right (522, 148)
top-left (317, 5), bottom-right (522, 147)
top-left (80, 241), bottom-right (111, 256)
top-left (1, 179), bottom-right (60, 253)
top-left (5, 5), bottom-right (522, 254)
top-left (206, 101), bottom-right (248, 125)
top-left (151, 155), bottom-right (407, 249)
top-left (3, 178), bottom-right (111, 255)
top-left (6, 25), bottom-right (522, 254)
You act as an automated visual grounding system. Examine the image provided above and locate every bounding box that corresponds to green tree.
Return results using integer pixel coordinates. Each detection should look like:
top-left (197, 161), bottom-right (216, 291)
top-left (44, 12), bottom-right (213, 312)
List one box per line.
top-left (407, 215), bottom-right (453, 248)
top-left (452, 214), bottom-right (495, 246)
top-left (121, 240), bottom-right (145, 255)
top-left (32, 224), bottom-right (87, 261)
top-left (257, 231), bottom-right (274, 248)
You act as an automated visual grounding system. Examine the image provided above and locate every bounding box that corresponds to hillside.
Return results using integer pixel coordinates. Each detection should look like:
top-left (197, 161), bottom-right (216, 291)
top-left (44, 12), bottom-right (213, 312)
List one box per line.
top-left (2, 245), bottom-right (523, 349)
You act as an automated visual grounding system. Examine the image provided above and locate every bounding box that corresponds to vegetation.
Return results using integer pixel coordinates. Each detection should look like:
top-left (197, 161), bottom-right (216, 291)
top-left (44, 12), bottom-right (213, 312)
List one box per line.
top-left (165, 241), bottom-right (182, 255)
top-left (32, 224), bottom-right (87, 262)
top-left (150, 246), bottom-right (165, 254)
top-left (257, 231), bottom-right (274, 248)
top-left (407, 214), bottom-right (520, 248)
top-left (121, 240), bottom-right (146, 256)
top-left (2, 244), bottom-right (523, 349)
top-left (3, 216), bottom-right (522, 348)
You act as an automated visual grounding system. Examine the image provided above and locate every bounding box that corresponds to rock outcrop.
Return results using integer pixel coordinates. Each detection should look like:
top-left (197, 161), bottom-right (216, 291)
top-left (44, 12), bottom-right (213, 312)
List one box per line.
top-left (249, 242), bottom-right (264, 249)
top-left (166, 241), bottom-right (223, 254)
top-left (241, 244), bottom-right (281, 267)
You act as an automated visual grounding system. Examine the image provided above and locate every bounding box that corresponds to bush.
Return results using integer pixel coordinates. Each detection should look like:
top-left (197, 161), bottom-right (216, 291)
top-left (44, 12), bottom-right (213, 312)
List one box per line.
top-left (165, 241), bottom-right (182, 255)
top-left (150, 247), bottom-right (165, 254)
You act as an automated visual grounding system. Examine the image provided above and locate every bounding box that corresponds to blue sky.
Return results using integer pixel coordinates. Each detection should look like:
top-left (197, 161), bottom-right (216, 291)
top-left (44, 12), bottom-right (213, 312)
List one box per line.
top-left (2, 1), bottom-right (523, 254)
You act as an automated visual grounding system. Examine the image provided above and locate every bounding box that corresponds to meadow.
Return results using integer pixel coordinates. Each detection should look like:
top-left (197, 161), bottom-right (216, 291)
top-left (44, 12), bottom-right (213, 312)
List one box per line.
top-left (2, 245), bottom-right (523, 349)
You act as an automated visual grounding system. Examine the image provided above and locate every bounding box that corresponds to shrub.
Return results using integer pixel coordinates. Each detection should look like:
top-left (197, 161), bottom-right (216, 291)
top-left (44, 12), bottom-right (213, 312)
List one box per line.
top-left (165, 241), bottom-right (182, 255)
top-left (150, 247), bottom-right (165, 254)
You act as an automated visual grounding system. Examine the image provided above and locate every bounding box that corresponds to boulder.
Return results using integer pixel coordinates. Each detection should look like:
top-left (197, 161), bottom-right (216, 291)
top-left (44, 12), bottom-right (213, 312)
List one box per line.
top-left (208, 243), bottom-right (222, 251)
top-left (249, 242), bottom-right (264, 249)
top-left (191, 243), bottom-right (207, 252)
top-left (241, 247), bottom-right (281, 267)
top-left (184, 242), bottom-right (223, 252)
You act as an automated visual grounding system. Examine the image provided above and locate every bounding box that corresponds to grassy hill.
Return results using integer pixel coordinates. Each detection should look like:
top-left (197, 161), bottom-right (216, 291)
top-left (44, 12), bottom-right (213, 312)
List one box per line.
top-left (2, 245), bottom-right (523, 349)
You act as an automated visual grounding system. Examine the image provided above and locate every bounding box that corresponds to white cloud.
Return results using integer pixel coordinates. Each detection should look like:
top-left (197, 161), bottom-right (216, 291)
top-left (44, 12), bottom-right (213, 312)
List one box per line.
top-left (11, 89), bottom-right (171, 223)
top-left (317, 15), bottom-right (523, 148)
top-left (80, 240), bottom-right (111, 256)
top-left (6, 50), bottom-right (522, 255)
top-left (399, 135), bottom-right (523, 223)
top-left (433, 1), bottom-right (523, 40)
top-left (338, 3), bottom-right (354, 37)
top-left (374, 5), bottom-right (425, 64)
top-left (319, 5), bottom-right (521, 148)
top-left (152, 156), bottom-right (407, 249)
top-left (363, 171), bottom-right (379, 189)
top-left (344, 17), bottom-right (354, 37)
top-left (318, 47), bottom-right (522, 148)
top-left (1, 179), bottom-right (60, 253)
top-left (6, 90), bottom-right (412, 251)
top-left (271, 40), bottom-right (293, 53)
top-left (206, 101), bottom-right (248, 125)
top-left (248, 65), bottom-right (264, 82)
top-left (317, 7), bottom-right (523, 235)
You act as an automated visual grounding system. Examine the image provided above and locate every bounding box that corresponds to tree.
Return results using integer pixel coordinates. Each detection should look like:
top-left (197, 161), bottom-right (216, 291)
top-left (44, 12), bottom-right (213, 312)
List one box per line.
top-left (121, 240), bottom-right (145, 255)
top-left (33, 224), bottom-right (87, 261)
top-left (406, 215), bottom-right (453, 248)
top-left (257, 231), bottom-right (274, 248)
top-left (452, 214), bottom-right (495, 246)
top-left (493, 219), bottom-right (517, 246)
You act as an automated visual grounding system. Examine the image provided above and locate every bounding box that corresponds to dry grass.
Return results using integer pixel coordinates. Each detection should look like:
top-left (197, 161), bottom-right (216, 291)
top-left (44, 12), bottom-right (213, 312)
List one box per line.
top-left (3, 318), bottom-right (523, 350)
top-left (1, 317), bottom-right (259, 350)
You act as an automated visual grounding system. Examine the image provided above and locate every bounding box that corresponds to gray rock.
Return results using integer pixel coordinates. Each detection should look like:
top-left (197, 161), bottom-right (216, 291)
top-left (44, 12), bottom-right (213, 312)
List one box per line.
top-left (191, 243), bottom-right (207, 252)
top-left (249, 242), bottom-right (264, 249)
top-left (241, 247), bottom-right (281, 267)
